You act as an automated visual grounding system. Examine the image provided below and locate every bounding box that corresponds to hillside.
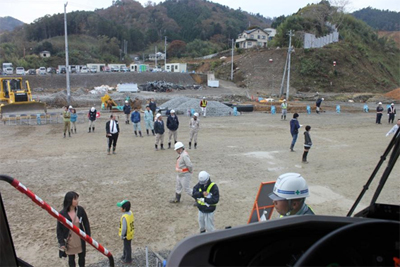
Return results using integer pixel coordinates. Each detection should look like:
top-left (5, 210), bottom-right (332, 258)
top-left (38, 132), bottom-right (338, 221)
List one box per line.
top-left (352, 7), bottom-right (400, 31)
top-left (0, 16), bottom-right (24, 33)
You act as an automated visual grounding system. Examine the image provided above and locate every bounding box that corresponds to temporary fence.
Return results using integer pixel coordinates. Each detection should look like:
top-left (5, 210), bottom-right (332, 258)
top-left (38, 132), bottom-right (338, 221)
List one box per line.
top-left (248, 181), bottom-right (275, 223)
top-left (2, 111), bottom-right (98, 126)
top-left (0, 175), bottom-right (114, 266)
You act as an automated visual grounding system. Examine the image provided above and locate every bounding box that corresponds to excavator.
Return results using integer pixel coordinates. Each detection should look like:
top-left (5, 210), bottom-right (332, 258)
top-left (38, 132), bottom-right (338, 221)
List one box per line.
top-left (0, 77), bottom-right (46, 119)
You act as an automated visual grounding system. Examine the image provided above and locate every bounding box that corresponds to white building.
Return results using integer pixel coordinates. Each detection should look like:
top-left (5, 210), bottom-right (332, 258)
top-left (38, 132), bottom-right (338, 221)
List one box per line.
top-left (148, 52), bottom-right (165, 61)
top-left (264, 28), bottom-right (277, 41)
top-left (235, 28), bottom-right (269, 49)
top-left (165, 63), bottom-right (187, 73)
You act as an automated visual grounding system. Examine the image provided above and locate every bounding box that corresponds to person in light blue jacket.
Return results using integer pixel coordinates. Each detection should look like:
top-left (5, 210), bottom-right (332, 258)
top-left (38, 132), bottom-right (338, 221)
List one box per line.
top-left (144, 105), bottom-right (155, 136)
top-left (70, 108), bottom-right (78, 134)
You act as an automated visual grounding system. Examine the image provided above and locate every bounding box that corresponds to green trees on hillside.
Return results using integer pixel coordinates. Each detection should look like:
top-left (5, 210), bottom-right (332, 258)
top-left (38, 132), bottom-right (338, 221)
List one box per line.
top-left (352, 7), bottom-right (400, 31)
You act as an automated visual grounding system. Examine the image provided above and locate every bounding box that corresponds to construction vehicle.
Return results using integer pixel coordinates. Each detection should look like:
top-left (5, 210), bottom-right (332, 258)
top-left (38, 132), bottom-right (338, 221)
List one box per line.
top-left (101, 94), bottom-right (123, 111)
top-left (0, 77), bottom-right (47, 118)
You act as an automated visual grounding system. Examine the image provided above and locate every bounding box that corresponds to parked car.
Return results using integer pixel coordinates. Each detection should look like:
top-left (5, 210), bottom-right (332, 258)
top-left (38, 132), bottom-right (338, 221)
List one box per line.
top-left (38, 67), bottom-right (46, 75)
top-left (80, 66), bottom-right (89, 74)
top-left (16, 67), bottom-right (25, 75)
top-left (111, 67), bottom-right (119, 72)
top-left (120, 66), bottom-right (130, 72)
top-left (103, 66), bottom-right (111, 72)
top-left (47, 67), bottom-right (56, 74)
top-left (27, 69), bottom-right (36, 75)
top-left (4, 67), bottom-right (13, 75)
top-left (90, 67), bottom-right (97, 73)
top-left (59, 67), bottom-right (66, 74)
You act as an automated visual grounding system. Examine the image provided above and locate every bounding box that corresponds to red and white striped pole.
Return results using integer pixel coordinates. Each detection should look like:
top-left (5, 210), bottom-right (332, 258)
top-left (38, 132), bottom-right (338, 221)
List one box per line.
top-left (0, 175), bottom-right (114, 267)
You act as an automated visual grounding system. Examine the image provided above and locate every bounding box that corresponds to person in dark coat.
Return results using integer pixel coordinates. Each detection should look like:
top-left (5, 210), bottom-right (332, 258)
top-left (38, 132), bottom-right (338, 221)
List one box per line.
top-left (192, 171), bottom-right (219, 233)
top-left (166, 110), bottom-right (179, 149)
top-left (290, 113), bottom-right (301, 152)
top-left (57, 191), bottom-right (91, 267)
top-left (154, 113), bottom-right (165, 151)
top-left (316, 98), bottom-right (324, 114)
top-left (106, 114), bottom-right (120, 155)
top-left (123, 101), bottom-right (131, 124)
top-left (376, 102), bottom-right (384, 124)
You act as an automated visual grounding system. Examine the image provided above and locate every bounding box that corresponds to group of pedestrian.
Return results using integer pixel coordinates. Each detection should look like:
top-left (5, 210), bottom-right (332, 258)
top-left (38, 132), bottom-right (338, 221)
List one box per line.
top-left (62, 106), bottom-right (79, 138)
top-left (377, 102), bottom-right (397, 124)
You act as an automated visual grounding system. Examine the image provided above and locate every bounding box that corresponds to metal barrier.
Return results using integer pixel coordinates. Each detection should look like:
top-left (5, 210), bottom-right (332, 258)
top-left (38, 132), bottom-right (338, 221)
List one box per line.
top-left (0, 175), bottom-right (114, 266)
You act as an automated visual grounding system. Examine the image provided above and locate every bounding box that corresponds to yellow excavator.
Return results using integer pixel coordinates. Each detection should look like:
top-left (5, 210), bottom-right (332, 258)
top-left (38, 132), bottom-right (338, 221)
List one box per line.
top-left (0, 77), bottom-right (47, 118)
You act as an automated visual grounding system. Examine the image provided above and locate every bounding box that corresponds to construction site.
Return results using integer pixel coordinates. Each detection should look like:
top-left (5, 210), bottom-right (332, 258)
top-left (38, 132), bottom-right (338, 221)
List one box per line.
top-left (0, 70), bottom-right (399, 266)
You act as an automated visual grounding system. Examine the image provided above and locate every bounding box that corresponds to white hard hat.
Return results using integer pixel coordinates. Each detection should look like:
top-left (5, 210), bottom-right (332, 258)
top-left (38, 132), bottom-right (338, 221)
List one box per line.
top-left (69, 105), bottom-right (73, 109)
top-left (91, 107), bottom-right (95, 112)
top-left (125, 100), bottom-right (128, 103)
top-left (193, 112), bottom-right (199, 117)
top-left (198, 171), bottom-right (210, 185)
top-left (174, 141), bottom-right (184, 150)
top-left (203, 97), bottom-right (205, 99)
top-left (170, 109), bottom-right (175, 113)
top-left (155, 113), bottom-right (161, 118)
top-left (269, 173), bottom-right (309, 201)
top-left (283, 99), bottom-right (286, 102)
top-left (378, 102), bottom-right (382, 105)
top-left (391, 103), bottom-right (394, 105)
top-left (321, 98), bottom-right (324, 101)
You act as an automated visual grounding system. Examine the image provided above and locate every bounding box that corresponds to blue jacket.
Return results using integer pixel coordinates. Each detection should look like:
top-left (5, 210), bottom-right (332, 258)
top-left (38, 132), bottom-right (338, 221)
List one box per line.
top-left (123, 104), bottom-right (131, 115)
top-left (131, 111), bottom-right (141, 123)
top-left (290, 118), bottom-right (300, 135)
top-left (70, 113), bottom-right (77, 122)
top-left (154, 120), bottom-right (165, 134)
top-left (167, 115), bottom-right (179, 131)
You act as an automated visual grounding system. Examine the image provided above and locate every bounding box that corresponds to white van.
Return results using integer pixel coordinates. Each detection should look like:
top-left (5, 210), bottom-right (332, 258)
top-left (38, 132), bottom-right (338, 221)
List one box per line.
top-left (16, 67), bottom-right (25, 75)
top-left (5, 67), bottom-right (13, 75)
top-left (39, 67), bottom-right (46, 75)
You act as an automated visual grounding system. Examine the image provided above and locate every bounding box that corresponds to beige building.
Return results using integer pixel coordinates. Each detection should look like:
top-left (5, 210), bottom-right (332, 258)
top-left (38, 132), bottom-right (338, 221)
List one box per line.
top-left (235, 28), bottom-right (269, 49)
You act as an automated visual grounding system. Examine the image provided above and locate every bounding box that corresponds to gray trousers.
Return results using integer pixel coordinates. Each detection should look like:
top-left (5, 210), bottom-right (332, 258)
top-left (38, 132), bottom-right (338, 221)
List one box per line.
top-left (189, 129), bottom-right (199, 143)
top-left (168, 130), bottom-right (178, 142)
top-left (122, 239), bottom-right (132, 262)
top-left (155, 133), bottom-right (164, 145)
top-left (198, 211), bottom-right (215, 232)
top-left (88, 120), bottom-right (96, 128)
top-left (133, 122), bottom-right (141, 131)
top-left (176, 173), bottom-right (192, 197)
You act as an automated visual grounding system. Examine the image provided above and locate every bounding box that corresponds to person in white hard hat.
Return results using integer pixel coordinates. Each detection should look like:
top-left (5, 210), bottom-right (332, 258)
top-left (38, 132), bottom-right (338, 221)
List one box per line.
top-left (200, 97), bottom-right (208, 117)
top-left (170, 142), bottom-right (193, 203)
top-left (192, 171), bottom-right (219, 233)
top-left (88, 107), bottom-right (97, 133)
top-left (154, 113), bottom-right (165, 150)
top-left (189, 112), bottom-right (200, 149)
top-left (167, 110), bottom-right (179, 149)
top-left (376, 102), bottom-right (384, 124)
top-left (123, 100), bottom-right (131, 124)
top-left (281, 99), bottom-right (287, 120)
top-left (387, 103), bottom-right (396, 124)
top-left (269, 173), bottom-right (315, 216)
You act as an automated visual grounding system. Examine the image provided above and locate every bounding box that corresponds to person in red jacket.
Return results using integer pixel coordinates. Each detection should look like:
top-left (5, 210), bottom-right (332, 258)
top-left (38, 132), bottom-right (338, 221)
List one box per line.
top-left (200, 97), bottom-right (208, 117)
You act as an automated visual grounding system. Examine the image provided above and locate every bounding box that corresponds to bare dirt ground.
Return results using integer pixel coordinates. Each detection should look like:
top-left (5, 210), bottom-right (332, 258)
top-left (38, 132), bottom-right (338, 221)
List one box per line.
top-left (1, 89), bottom-right (399, 266)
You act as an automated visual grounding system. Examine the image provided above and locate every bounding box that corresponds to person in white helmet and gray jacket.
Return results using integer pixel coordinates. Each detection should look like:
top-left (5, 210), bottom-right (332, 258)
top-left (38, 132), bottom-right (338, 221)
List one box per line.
top-left (189, 112), bottom-right (200, 149)
top-left (269, 173), bottom-right (315, 216)
top-left (170, 142), bottom-right (193, 203)
top-left (192, 171), bottom-right (219, 233)
top-left (88, 107), bottom-right (97, 133)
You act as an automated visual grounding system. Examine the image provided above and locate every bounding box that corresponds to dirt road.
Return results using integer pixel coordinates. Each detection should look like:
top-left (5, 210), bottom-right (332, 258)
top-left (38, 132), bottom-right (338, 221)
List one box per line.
top-left (0, 109), bottom-right (399, 266)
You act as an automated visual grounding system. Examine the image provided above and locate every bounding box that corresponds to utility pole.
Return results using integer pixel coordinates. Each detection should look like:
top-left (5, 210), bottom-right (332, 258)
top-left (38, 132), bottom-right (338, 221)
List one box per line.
top-left (164, 36), bottom-right (167, 68)
top-left (279, 52), bottom-right (288, 97)
top-left (155, 46), bottom-right (157, 68)
top-left (64, 2), bottom-right (70, 106)
top-left (286, 30), bottom-right (294, 101)
top-left (231, 39), bottom-right (234, 81)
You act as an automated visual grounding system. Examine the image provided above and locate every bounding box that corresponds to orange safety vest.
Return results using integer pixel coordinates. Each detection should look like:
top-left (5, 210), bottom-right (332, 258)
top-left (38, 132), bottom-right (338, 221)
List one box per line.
top-left (201, 100), bottom-right (207, 107)
top-left (176, 151), bottom-right (190, 173)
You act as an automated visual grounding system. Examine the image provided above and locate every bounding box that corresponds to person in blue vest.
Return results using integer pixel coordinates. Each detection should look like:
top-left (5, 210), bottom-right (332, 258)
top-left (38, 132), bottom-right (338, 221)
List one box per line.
top-left (192, 171), bottom-right (219, 233)
top-left (269, 173), bottom-right (314, 217)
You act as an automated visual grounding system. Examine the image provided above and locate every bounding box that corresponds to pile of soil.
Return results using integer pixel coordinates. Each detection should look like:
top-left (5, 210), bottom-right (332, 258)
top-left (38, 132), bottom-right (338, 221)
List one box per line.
top-left (384, 88), bottom-right (400, 100)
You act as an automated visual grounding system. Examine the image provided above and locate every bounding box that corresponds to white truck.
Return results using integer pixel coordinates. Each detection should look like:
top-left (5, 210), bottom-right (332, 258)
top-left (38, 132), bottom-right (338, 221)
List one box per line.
top-left (2, 63), bottom-right (13, 75)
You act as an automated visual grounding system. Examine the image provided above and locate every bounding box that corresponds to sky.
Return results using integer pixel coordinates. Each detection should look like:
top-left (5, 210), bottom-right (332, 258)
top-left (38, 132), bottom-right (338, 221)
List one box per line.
top-left (1, 0), bottom-right (399, 24)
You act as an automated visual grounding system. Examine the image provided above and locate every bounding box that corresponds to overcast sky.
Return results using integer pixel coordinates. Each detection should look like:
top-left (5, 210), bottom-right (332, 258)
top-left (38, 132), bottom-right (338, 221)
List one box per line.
top-left (1, 0), bottom-right (399, 24)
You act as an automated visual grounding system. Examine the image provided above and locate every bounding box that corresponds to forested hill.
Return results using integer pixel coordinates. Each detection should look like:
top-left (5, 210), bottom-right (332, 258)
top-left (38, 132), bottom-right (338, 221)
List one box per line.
top-left (16, 0), bottom-right (272, 52)
top-left (0, 16), bottom-right (24, 33)
top-left (352, 7), bottom-right (400, 31)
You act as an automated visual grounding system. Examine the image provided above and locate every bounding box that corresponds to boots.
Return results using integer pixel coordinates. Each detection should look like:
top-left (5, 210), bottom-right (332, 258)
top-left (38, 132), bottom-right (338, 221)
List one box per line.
top-left (92, 127), bottom-right (95, 132)
top-left (194, 143), bottom-right (197, 149)
top-left (69, 131), bottom-right (71, 137)
top-left (146, 129), bottom-right (149, 136)
top-left (161, 144), bottom-right (165, 150)
top-left (189, 142), bottom-right (191, 149)
top-left (112, 147), bottom-right (116, 154)
top-left (170, 193), bottom-right (181, 203)
top-left (290, 144), bottom-right (294, 152)
top-left (134, 131), bottom-right (138, 137)
top-left (152, 130), bottom-right (155, 136)
top-left (74, 128), bottom-right (77, 134)
top-left (302, 151), bottom-right (308, 163)
top-left (64, 133), bottom-right (66, 138)
top-left (200, 230), bottom-right (206, 234)
top-left (139, 131), bottom-right (143, 137)
top-left (168, 142), bottom-right (171, 149)
top-left (107, 148), bottom-right (111, 155)
top-left (281, 115), bottom-right (283, 120)
top-left (155, 144), bottom-right (158, 151)
top-left (284, 115), bottom-right (286, 120)
top-left (88, 127), bottom-right (91, 133)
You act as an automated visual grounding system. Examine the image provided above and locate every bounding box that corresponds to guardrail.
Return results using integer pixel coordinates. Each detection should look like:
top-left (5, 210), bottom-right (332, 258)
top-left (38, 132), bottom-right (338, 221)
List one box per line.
top-left (0, 175), bottom-right (114, 266)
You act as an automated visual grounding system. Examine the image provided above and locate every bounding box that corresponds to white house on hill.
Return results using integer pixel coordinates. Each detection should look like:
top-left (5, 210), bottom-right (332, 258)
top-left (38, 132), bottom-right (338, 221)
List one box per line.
top-left (235, 28), bottom-right (269, 49)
